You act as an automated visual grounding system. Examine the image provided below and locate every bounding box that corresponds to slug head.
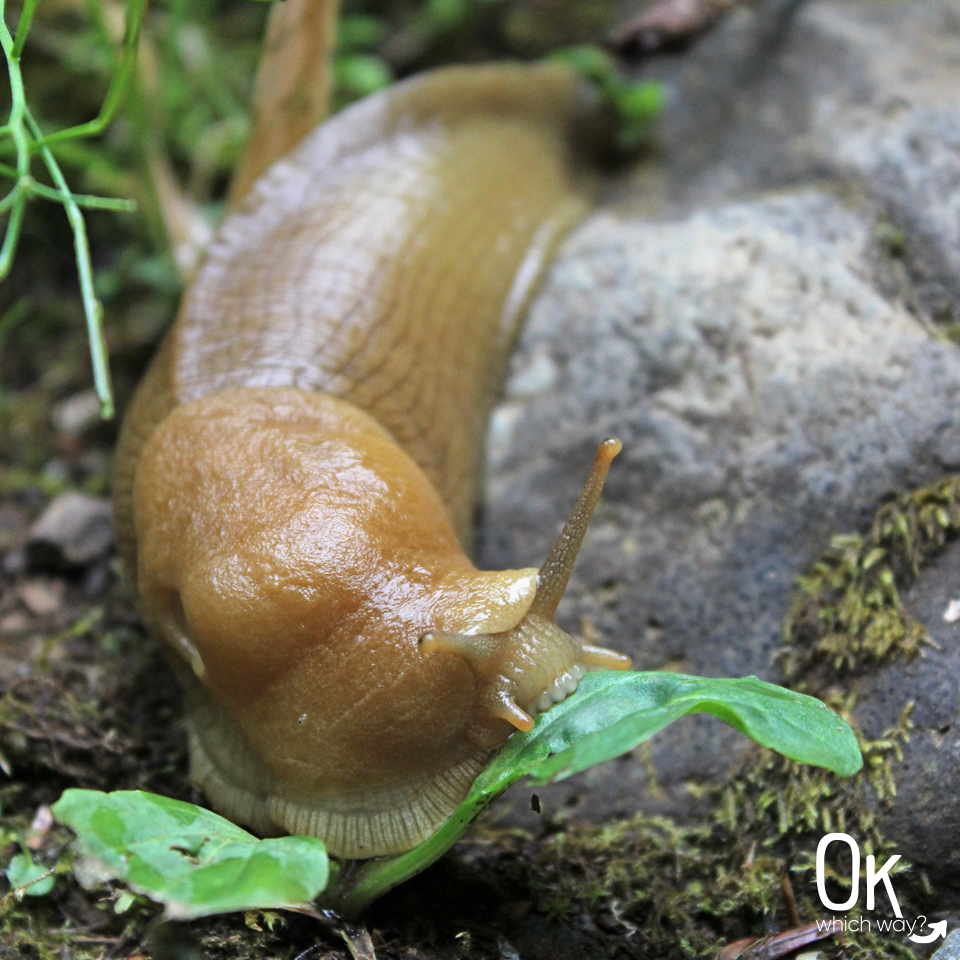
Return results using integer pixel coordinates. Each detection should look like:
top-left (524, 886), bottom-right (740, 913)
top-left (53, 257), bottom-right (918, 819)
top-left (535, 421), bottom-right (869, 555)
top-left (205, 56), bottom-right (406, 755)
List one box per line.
top-left (419, 438), bottom-right (631, 745)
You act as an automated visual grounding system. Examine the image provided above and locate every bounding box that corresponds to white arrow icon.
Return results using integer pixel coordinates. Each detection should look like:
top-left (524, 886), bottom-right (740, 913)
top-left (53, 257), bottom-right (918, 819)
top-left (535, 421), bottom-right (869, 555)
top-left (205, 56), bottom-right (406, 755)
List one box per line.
top-left (909, 919), bottom-right (947, 944)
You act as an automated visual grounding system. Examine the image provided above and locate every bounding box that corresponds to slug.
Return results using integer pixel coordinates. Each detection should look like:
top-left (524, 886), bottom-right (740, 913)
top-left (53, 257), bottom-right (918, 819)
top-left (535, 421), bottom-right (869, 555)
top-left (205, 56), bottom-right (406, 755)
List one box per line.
top-left (112, 60), bottom-right (631, 860)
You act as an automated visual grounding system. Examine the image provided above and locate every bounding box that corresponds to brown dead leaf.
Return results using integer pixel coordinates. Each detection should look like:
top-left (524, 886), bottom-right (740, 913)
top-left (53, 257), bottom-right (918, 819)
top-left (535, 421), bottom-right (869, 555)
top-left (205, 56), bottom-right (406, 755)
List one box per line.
top-left (610, 0), bottom-right (753, 55)
top-left (717, 920), bottom-right (839, 960)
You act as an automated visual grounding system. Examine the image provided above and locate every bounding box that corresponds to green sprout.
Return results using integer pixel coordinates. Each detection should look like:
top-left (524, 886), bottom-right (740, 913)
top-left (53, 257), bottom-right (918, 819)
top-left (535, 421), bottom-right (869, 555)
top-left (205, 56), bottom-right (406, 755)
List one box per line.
top-left (53, 671), bottom-right (862, 923)
top-left (0, 0), bottom-right (146, 419)
top-left (551, 44), bottom-right (664, 151)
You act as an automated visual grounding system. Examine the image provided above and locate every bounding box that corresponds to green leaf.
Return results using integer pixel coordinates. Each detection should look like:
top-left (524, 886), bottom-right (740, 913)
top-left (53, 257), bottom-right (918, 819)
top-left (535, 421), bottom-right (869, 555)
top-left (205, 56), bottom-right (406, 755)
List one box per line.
top-left (486, 672), bottom-right (863, 788)
top-left (51, 675), bottom-right (862, 920)
top-left (52, 790), bottom-right (328, 920)
top-left (5, 852), bottom-right (55, 897)
top-left (549, 45), bottom-right (664, 152)
top-left (334, 55), bottom-right (394, 101)
top-left (549, 44), bottom-right (617, 86)
top-left (114, 890), bottom-right (136, 914)
top-left (333, 672), bottom-right (861, 915)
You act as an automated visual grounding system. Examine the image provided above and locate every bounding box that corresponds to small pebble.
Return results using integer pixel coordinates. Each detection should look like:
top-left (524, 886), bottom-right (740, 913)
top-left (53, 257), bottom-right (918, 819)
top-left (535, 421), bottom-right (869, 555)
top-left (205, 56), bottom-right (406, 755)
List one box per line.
top-left (27, 492), bottom-right (113, 570)
top-left (17, 578), bottom-right (64, 617)
top-left (26, 805), bottom-right (53, 850)
top-left (2, 548), bottom-right (26, 576)
top-left (52, 389), bottom-right (102, 436)
top-left (0, 611), bottom-right (30, 635)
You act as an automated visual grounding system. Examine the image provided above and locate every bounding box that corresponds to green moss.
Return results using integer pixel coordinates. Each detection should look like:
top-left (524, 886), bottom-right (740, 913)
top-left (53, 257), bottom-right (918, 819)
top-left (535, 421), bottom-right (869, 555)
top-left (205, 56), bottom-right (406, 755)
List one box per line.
top-left (781, 476), bottom-right (960, 679)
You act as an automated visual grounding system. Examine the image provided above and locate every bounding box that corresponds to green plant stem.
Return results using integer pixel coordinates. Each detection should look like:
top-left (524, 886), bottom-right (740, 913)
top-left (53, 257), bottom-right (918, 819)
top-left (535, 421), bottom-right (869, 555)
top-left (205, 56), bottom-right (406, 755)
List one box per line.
top-left (0, 184), bottom-right (18, 215)
top-left (330, 801), bottom-right (486, 918)
top-left (29, 0), bottom-right (148, 151)
top-left (11, 0), bottom-right (37, 59)
top-left (0, 162), bottom-right (136, 210)
top-left (0, 0), bottom-right (146, 418)
top-left (0, 0), bottom-right (30, 281)
top-left (26, 109), bottom-right (113, 417)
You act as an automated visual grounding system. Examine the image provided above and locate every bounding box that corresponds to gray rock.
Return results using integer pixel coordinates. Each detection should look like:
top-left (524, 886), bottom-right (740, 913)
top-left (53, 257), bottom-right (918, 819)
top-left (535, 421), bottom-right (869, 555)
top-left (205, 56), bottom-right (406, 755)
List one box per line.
top-left (27, 492), bottom-right (114, 571)
top-left (858, 539), bottom-right (960, 898)
top-left (478, 0), bottom-right (960, 888)
top-left (656, 0), bottom-right (960, 320)
top-left (933, 929), bottom-right (960, 960)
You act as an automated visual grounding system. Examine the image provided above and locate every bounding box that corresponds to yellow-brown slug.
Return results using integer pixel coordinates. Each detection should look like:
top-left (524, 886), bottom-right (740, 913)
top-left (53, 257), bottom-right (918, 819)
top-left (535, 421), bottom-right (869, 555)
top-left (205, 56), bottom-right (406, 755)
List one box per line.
top-left (113, 52), bottom-right (631, 859)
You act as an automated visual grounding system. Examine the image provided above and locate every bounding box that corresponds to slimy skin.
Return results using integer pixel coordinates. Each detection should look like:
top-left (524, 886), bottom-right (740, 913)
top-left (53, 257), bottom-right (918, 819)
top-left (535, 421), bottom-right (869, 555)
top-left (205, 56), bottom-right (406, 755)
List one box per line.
top-left (113, 62), bottom-right (631, 859)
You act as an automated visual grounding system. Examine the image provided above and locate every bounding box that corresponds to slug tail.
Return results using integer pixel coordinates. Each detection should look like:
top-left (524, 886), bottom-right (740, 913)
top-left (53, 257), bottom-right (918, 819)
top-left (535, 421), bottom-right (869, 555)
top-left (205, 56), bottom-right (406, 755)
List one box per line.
top-left (531, 438), bottom-right (622, 619)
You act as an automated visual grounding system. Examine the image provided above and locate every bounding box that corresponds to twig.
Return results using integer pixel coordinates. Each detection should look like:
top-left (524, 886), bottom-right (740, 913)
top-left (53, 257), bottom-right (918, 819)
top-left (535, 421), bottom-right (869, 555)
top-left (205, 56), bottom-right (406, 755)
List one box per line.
top-left (0, 162), bottom-right (136, 210)
top-left (0, 864), bottom-right (56, 904)
top-left (0, 1), bottom-right (30, 281)
top-left (779, 871), bottom-right (800, 928)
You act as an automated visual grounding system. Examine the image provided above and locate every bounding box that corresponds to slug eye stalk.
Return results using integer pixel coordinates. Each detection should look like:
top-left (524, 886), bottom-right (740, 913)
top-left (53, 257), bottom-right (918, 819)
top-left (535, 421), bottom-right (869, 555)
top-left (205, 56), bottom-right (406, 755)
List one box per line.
top-left (532, 437), bottom-right (623, 619)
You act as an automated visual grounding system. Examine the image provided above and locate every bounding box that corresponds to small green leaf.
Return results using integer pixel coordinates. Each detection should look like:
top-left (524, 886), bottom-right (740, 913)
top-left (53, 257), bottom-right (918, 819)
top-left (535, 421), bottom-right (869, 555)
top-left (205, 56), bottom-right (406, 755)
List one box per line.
top-left (550, 45), bottom-right (664, 152)
top-left (334, 672), bottom-right (861, 915)
top-left (114, 890), bottom-right (136, 914)
top-left (5, 852), bottom-right (55, 897)
top-left (334, 55), bottom-right (394, 101)
top-left (550, 45), bottom-right (616, 86)
top-left (52, 790), bottom-right (328, 920)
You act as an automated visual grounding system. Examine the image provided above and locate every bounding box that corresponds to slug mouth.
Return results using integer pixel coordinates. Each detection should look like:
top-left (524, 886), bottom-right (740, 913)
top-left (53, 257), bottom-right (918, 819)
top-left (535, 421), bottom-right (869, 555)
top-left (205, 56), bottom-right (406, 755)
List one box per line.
top-left (533, 662), bottom-right (585, 714)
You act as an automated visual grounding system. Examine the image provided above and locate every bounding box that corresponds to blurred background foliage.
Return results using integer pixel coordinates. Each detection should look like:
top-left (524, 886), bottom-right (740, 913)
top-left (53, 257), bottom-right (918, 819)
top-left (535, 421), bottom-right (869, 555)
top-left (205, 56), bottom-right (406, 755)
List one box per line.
top-left (0, 0), bottom-right (625, 498)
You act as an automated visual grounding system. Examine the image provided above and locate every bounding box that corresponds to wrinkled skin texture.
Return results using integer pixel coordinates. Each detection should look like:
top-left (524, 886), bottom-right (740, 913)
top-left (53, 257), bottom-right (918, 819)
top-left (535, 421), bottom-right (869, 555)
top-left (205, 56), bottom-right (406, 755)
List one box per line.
top-left (113, 63), bottom-right (628, 858)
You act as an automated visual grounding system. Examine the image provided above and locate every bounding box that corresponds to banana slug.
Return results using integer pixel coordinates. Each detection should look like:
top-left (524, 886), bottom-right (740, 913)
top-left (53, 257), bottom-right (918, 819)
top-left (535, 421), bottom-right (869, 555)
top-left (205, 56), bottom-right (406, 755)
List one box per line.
top-left (113, 61), bottom-right (632, 860)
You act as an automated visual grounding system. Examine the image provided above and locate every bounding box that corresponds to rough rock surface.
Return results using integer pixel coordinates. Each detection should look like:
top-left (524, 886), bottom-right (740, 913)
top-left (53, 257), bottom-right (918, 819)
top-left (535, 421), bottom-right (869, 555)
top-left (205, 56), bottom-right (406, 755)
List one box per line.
top-left (860, 539), bottom-right (960, 893)
top-left (479, 0), bottom-right (960, 895)
top-left (933, 929), bottom-right (960, 960)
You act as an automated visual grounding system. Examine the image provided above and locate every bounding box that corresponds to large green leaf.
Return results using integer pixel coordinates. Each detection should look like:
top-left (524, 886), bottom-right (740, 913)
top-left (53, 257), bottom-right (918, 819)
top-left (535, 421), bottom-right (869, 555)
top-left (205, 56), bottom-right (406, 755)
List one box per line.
top-left (485, 671), bottom-right (862, 787)
top-left (52, 790), bottom-right (328, 920)
top-left (332, 672), bottom-right (862, 915)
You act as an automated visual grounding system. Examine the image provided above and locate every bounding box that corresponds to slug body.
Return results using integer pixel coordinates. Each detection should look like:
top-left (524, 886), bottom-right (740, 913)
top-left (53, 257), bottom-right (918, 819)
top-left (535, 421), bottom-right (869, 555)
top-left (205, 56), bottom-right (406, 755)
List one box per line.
top-left (114, 63), bottom-right (630, 859)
